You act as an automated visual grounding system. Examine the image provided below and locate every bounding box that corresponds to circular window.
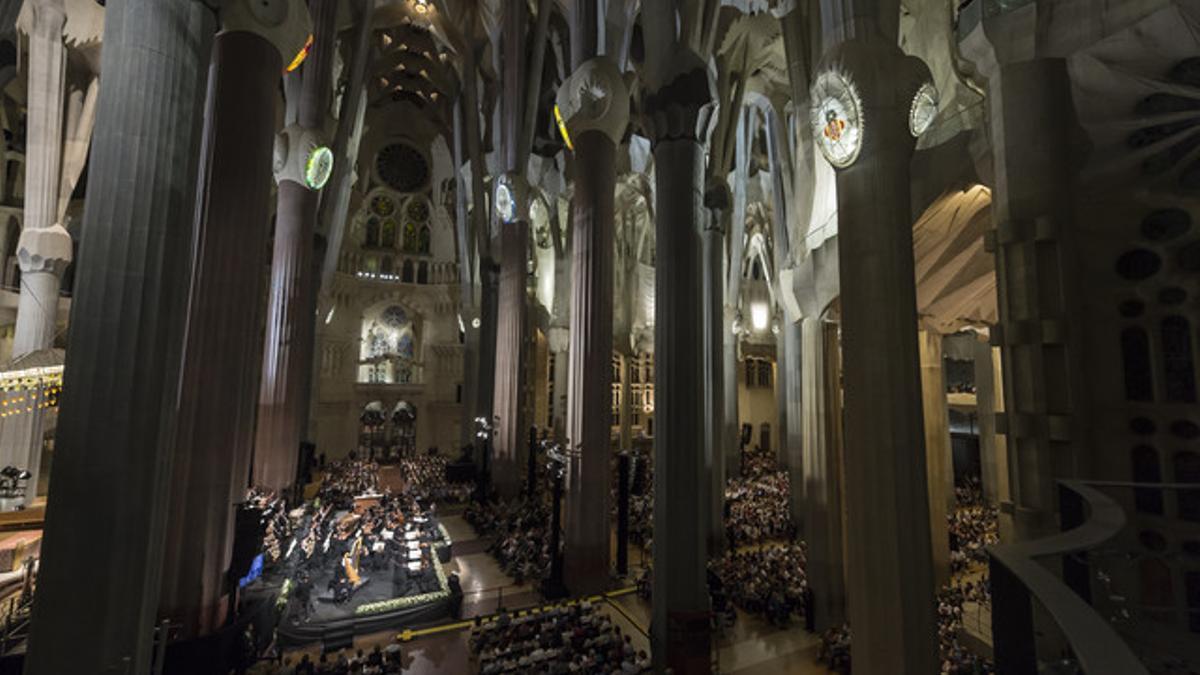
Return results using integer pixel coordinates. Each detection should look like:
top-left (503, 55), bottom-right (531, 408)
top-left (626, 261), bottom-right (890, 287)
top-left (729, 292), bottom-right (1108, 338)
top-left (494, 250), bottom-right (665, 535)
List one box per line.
top-left (1139, 530), bottom-right (1168, 552)
top-left (1115, 249), bottom-right (1162, 281)
top-left (406, 199), bottom-right (431, 223)
top-left (381, 305), bottom-right (410, 328)
top-left (371, 195), bottom-right (396, 217)
top-left (1140, 209), bottom-right (1191, 241)
top-left (1119, 299), bottom-right (1146, 318)
top-left (1130, 417), bottom-right (1157, 435)
top-left (1170, 420), bottom-right (1200, 439)
top-left (375, 142), bottom-right (430, 193)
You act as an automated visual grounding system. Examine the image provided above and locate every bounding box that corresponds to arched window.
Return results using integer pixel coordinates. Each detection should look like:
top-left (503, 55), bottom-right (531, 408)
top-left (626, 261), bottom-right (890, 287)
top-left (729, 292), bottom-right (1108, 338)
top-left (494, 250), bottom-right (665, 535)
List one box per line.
top-left (1175, 451), bottom-right (1200, 522)
top-left (403, 222), bottom-right (418, 253)
top-left (401, 259), bottom-right (414, 283)
top-left (1162, 316), bottom-right (1196, 403)
top-left (380, 256), bottom-right (393, 276)
top-left (365, 217), bottom-right (381, 247)
top-left (380, 219), bottom-right (397, 248)
top-left (1132, 445), bottom-right (1164, 514)
top-left (417, 261), bottom-right (429, 284)
top-left (1122, 327), bottom-right (1154, 401)
top-left (419, 225), bottom-right (431, 254)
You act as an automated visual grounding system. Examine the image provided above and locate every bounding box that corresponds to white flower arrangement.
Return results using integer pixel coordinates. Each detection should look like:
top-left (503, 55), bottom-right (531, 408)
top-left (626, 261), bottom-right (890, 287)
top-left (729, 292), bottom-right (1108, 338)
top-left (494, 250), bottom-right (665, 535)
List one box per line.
top-left (354, 549), bottom-right (452, 616)
top-left (277, 578), bottom-right (293, 611)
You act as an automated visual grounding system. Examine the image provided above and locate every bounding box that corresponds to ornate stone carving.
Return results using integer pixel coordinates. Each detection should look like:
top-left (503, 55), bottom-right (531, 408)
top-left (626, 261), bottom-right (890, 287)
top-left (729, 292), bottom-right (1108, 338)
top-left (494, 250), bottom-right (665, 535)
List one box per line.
top-left (220, 0), bottom-right (312, 64)
top-left (16, 224), bottom-right (71, 275)
top-left (555, 56), bottom-right (630, 146)
top-left (273, 124), bottom-right (327, 188)
top-left (640, 52), bottom-right (715, 145)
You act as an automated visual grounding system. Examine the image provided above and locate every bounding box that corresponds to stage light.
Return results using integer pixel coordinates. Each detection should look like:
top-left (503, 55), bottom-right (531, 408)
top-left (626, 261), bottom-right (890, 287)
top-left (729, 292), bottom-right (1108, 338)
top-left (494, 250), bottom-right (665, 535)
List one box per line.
top-left (750, 301), bottom-right (769, 332)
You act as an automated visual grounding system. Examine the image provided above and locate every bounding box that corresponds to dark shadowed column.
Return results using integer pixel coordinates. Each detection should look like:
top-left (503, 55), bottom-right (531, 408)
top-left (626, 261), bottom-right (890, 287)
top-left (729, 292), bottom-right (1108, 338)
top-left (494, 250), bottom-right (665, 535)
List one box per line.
top-left (24, 0), bottom-right (216, 672)
top-left (159, 1), bottom-right (310, 640)
top-left (557, 56), bottom-right (628, 596)
top-left (644, 60), bottom-right (714, 675)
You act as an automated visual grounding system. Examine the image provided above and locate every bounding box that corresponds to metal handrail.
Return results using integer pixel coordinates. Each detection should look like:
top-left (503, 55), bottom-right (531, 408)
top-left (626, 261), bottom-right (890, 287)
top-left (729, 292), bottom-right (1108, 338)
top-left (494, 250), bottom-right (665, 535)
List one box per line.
top-left (986, 480), bottom-right (1152, 674)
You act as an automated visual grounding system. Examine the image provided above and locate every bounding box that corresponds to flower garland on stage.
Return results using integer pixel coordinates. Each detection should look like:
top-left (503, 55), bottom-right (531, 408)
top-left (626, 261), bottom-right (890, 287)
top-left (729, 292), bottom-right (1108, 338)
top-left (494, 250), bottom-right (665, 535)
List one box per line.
top-left (354, 544), bottom-right (451, 615)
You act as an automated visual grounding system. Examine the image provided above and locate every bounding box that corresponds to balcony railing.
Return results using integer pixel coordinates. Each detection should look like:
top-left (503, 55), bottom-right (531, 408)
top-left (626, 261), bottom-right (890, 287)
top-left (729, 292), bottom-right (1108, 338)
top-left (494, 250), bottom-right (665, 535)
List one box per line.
top-left (987, 480), bottom-right (1200, 674)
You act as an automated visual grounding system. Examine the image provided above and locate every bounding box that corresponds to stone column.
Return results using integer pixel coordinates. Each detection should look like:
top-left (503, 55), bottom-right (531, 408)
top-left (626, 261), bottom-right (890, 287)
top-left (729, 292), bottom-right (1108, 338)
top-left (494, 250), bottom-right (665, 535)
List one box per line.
top-left (801, 316), bottom-right (846, 629)
top-left (783, 318), bottom-right (804, 528)
top-left (819, 40), bottom-right (939, 674)
top-left (254, 0), bottom-right (337, 492)
top-left (24, 1), bottom-right (216, 672)
top-left (0, 0), bottom-right (72, 498)
top-left (490, 210), bottom-right (529, 497)
top-left (644, 61), bottom-right (714, 675)
top-left (558, 56), bottom-right (627, 595)
top-left (701, 186), bottom-right (728, 554)
top-left (548, 326), bottom-right (569, 439)
top-left (919, 328), bottom-right (953, 587)
top-left (159, 0), bottom-right (308, 640)
top-left (618, 351), bottom-right (633, 449)
top-left (722, 110), bottom-right (749, 480)
top-left (976, 339), bottom-right (1014, 538)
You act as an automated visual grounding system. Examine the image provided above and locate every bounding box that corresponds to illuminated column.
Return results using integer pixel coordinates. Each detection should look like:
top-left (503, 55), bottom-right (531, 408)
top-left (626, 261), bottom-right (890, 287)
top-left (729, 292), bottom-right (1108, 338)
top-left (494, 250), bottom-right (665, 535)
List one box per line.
top-left (813, 35), bottom-right (939, 673)
top-left (702, 185), bottom-right (728, 553)
top-left (644, 58), bottom-right (714, 675)
top-left (919, 328), bottom-right (953, 586)
top-left (160, 0), bottom-right (309, 641)
top-left (24, 0), bottom-right (216, 672)
top-left (558, 56), bottom-right (628, 595)
top-left (0, 0), bottom-right (71, 498)
top-left (254, 0), bottom-right (336, 492)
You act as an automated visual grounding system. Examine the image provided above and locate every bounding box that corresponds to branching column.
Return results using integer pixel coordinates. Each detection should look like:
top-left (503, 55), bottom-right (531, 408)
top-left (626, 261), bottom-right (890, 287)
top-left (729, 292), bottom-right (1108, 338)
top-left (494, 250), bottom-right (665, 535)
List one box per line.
top-left (557, 57), bottom-right (627, 595)
top-left (24, 1), bottom-right (216, 671)
top-left (644, 61), bottom-right (714, 675)
top-left (0, 0), bottom-right (71, 498)
top-left (819, 40), bottom-right (939, 673)
top-left (254, 0), bottom-right (337, 492)
top-left (160, 0), bottom-right (309, 640)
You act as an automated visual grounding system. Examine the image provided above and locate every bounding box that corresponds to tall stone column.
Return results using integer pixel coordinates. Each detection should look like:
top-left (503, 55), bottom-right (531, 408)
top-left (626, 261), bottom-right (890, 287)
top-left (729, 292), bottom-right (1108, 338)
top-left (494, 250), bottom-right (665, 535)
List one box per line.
top-left (975, 338), bottom-right (1014, 538)
top-left (618, 351), bottom-right (632, 449)
top-left (24, 1), bottom-right (216, 672)
top-left (490, 208), bottom-right (529, 497)
top-left (558, 57), bottom-right (627, 595)
top-left (783, 318), bottom-right (804, 527)
top-left (0, 0), bottom-right (72, 498)
top-left (817, 39), bottom-right (939, 673)
top-left (701, 186), bottom-right (728, 554)
top-left (159, 0), bottom-right (309, 640)
top-left (722, 111), bottom-right (749, 480)
top-left (800, 316), bottom-right (846, 629)
top-left (644, 61), bottom-right (714, 675)
top-left (548, 326), bottom-right (569, 439)
top-left (254, 0), bottom-right (337, 492)
top-left (919, 329), bottom-right (953, 586)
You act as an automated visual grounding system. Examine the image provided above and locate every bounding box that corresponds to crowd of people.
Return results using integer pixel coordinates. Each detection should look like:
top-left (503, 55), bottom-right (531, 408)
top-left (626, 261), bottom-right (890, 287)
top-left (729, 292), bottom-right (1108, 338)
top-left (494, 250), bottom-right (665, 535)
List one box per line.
top-left (948, 480), bottom-right (999, 575)
top-left (400, 454), bottom-right (472, 503)
top-left (469, 601), bottom-right (651, 674)
top-left (250, 644), bottom-right (404, 674)
top-left (464, 498), bottom-right (552, 584)
top-left (710, 543), bottom-right (809, 627)
top-left (724, 449), bottom-right (794, 546)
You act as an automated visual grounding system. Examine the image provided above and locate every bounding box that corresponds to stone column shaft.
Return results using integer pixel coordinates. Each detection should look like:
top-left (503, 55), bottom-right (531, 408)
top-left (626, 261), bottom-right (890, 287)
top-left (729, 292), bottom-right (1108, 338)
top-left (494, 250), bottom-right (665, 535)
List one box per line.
top-left (801, 317), bottom-right (847, 629)
top-left (491, 221), bottom-right (528, 497)
top-left (919, 328), bottom-right (953, 587)
top-left (24, 1), bottom-right (216, 672)
top-left (160, 28), bottom-right (282, 639)
top-left (254, 0), bottom-right (337, 491)
top-left (701, 214), bottom-right (725, 553)
top-left (1, 0), bottom-right (71, 496)
top-left (564, 130), bottom-right (616, 595)
top-left (651, 136), bottom-right (711, 674)
top-left (722, 309), bottom-right (740, 478)
top-left (783, 318), bottom-right (804, 529)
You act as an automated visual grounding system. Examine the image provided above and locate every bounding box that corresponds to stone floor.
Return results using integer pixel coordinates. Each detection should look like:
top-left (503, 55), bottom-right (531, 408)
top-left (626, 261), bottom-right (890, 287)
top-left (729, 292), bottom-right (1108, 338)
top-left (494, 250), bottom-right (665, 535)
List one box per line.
top-left (281, 515), bottom-right (837, 674)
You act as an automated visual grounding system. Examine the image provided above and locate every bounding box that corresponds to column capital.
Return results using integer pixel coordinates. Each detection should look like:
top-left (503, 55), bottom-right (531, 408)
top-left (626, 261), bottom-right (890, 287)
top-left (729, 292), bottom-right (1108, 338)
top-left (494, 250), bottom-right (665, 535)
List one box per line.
top-left (547, 326), bottom-right (570, 353)
top-left (17, 224), bottom-right (71, 275)
top-left (273, 124), bottom-right (330, 189)
top-left (640, 53), bottom-right (714, 146)
top-left (22, 0), bottom-right (67, 37)
top-left (218, 0), bottom-right (312, 65)
top-left (703, 181), bottom-right (730, 233)
top-left (555, 56), bottom-right (630, 147)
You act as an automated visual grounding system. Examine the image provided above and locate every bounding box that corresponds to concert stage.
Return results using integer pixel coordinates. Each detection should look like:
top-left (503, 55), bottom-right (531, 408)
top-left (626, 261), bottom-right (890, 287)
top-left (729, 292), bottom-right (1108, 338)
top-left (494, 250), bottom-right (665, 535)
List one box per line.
top-left (273, 518), bottom-right (461, 648)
